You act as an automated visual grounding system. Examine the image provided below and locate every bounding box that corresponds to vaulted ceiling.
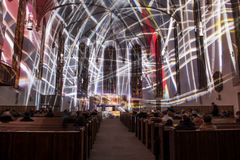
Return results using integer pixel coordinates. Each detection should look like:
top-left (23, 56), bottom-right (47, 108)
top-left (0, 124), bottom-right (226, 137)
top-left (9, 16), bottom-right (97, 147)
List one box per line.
top-left (34, 0), bottom-right (180, 48)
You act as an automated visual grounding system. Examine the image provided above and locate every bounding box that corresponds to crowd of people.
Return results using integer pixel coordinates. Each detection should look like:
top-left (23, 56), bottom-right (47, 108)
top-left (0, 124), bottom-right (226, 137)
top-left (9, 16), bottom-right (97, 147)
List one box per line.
top-left (62, 109), bottom-right (98, 127)
top-left (132, 103), bottom-right (236, 130)
top-left (0, 107), bottom-right (99, 128)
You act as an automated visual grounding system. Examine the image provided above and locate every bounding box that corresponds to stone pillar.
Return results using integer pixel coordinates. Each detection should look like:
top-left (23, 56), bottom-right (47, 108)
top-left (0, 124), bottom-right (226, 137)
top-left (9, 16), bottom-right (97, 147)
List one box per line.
top-left (38, 18), bottom-right (47, 78)
top-left (174, 24), bottom-right (181, 95)
top-left (77, 43), bottom-right (90, 98)
top-left (54, 29), bottom-right (65, 111)
top-left (12, 0), bottom-right (27, 88)
top-left (193, 0), bottom-right (208, 90)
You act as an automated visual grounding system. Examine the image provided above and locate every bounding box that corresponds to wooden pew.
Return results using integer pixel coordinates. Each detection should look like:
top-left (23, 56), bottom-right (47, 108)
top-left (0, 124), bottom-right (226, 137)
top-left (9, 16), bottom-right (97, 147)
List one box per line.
top-left (149, 123), bottom-right (165, 160)
top-left (136, 117), bottom-right (142, 139)
top-left (120, 112), bottom-right (136, 132)
top-left (0, 129), bottom-right (85, 160)
top-left (0, 105), bottom-right (35, 113)
top-left (141, 119), bottom-right (146, 144)
top-left (168, 129), bottom-right (240, 160)
top-left (0, 115), bottom-right (102, 160)
top-left (120, 112), bottom-right (240, 160)
top-left (84, 123), bottom-right (90, 160)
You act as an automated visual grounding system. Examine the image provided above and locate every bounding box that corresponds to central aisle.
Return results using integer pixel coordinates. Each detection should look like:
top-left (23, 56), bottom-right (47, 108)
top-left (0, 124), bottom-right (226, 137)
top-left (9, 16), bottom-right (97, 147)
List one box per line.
top-left (89, 118), bottom-right (155, 160)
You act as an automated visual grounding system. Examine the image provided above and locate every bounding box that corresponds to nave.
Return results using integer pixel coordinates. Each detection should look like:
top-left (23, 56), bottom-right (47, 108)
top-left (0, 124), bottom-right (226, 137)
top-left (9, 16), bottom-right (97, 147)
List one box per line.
top-left (89, 118), bottom-right (154, 160)
top-left (0, 0), bottom-right (240, 160)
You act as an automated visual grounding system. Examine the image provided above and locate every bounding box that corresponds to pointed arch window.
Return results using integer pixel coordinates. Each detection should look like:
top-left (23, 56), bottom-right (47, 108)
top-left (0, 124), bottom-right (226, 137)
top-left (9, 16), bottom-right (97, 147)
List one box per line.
top-left (103, 46), bottom-right (117, 94)
top-left (77, 42), bottom-right (90, 98)
top-left (131, 44), bottom-right (142, 98)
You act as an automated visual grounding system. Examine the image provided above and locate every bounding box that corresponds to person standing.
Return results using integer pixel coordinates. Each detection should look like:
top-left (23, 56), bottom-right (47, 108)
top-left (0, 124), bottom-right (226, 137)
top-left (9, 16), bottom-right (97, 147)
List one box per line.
top-left (211, 102), bottom-right (219, 117)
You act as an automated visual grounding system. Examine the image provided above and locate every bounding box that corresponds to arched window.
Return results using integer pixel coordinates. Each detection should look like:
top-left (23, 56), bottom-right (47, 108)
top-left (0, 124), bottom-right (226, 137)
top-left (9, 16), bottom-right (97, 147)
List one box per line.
top-left (103, 46), bottom-right (117, 94)
top-left (194, 0), bottom-right (208, 90)
top-left (12, 0), bottom-right (27, 88)
top-left (131, 44), bottom-right (142, 98)
top-left (77, 42), bottom-right (90, 98)
top-left (55, 30), bottom-right (65, 96)
top-left (155, 35), bottom-right (164, 98)
top-left (38, 18), bottom-right (47, 78)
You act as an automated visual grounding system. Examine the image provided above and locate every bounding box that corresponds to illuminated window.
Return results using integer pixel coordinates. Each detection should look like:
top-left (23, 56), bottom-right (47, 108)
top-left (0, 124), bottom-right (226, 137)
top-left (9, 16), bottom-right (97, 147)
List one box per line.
top-left (131, 44), bottom-right (142, 98)
top-left (103, 46), bottom-right (117, 94)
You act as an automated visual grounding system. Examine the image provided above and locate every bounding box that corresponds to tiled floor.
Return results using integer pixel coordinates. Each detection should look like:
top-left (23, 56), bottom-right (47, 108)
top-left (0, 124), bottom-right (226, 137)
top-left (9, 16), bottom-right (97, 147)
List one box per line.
top-left (89, 118), bottom-right (155, 160)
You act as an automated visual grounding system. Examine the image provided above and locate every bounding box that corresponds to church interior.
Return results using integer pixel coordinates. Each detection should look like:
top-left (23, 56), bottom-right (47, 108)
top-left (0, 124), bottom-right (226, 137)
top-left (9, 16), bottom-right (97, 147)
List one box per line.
top-left (0, 0), bottom-right (240, 160)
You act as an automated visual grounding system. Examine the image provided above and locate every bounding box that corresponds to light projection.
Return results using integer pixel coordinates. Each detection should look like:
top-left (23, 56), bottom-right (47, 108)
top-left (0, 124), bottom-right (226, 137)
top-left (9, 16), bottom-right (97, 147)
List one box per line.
top-left (0, 0), bottom-right (239, 109)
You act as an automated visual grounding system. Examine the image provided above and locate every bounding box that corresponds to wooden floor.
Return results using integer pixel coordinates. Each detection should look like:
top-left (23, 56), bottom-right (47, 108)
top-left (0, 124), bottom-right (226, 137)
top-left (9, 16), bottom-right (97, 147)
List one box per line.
top-left (89, 118), bottom-right (154, 160)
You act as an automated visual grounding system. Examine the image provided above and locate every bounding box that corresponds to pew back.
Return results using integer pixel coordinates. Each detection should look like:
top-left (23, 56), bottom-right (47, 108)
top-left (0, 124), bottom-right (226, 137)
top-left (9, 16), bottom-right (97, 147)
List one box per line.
top-left (0, 130), bottom-right (84, 160)
top-left (169, 129), bottom-right (240, 160)
top-left (0, 105), bottom-right (35, 113)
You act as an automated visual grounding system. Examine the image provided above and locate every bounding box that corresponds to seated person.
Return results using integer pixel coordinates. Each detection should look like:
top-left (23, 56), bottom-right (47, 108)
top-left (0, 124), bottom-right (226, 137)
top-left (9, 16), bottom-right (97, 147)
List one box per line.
top-left (90, 109), bottom-right (98, 116)
top-left (74, 112), bottom-right (87, 127)
top-left (11, 109), bottom-right (21, 117)
top-left (165, 119), bottom-right (173, 127)
top-left (45, 108), bottom-right (54, 117)
top-left (132, 111), bottom-right (137, 115)
top-left (161, 111), bottom-right (173, 123)
top-left (199, 115), bottom-right (217, 130)
top-left (192, 114), bottom-right (204, 127)
top-left (62, 110), bottom-right (75, 126)
top-left (0, 109), bottom-right (14, 122)
top-left (150, 112), bottom-right (162, 123)
top-left (29, 108), bottom-right (35, 117)
top-left (137, 112), bottom-right (148, 119)
top-left (63, 109), bottom-right (70, 117)
top-left (20, 112), bottom-right (34, 121)
top-left (83, 111), bottom-right (91, 120)
top-left (235, 111), bottom-right (240, 123)
top-left (175, 115), bottom-right (196, 130)
top-left (167, 106), bottom-right (175, 113)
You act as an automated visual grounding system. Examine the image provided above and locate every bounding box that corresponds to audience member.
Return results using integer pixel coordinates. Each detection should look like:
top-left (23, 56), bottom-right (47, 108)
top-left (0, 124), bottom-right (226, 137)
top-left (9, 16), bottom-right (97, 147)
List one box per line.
top-left (137, 112), bottom-right (148, 119)
top-left (29, 108), bottom-right (35, 117)
top-left (199, 115), bottom-right (217, 130)
top-left (175, 115), bottom-right (196, 130)
top-left (161, 111), bottom-right (173, 123)
top-left (235, 111), bottom-right (240, 123)
top-left (91, 109), bottom-right (98, 116)
top-left (74, 112), bottom-right (87, 127)
top-left (20, 112), bottom-right (34, 121)
top-left (11, 109), bottom-right (21, 117)
top-left (192, 114), bottom-right (204, 127)
top-left (45, 108), bottom-right (54, 117)
top-left (167, 106), bottom-right (175, 113)
top-left (165, 119), bottom-right (173, 127)
top-left (211, 102), bottom-right (219, 117)
top-left (0, 109), bottom-right (14, 122)
top-left (150, 112), bottom-right (162, 123)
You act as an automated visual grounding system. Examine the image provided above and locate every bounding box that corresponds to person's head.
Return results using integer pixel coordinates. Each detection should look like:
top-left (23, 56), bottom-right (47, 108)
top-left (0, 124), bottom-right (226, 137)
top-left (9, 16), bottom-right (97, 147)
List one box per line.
top-left (203, 115), bottom-right (212, 123)
top-left (24, 112), bottom-right (30, 117)
top-left (182, 115), bottom-right (191, 122)
top-left (165, 119), bottom-right (173, 126)
top-left (236, 111), bottom-right (240, 118)
top-left (153, 112), bottom-right (159, 117)
top-left (212, 102), bottom-right (216, 106)
top-left (192, 113), bottom-right (199, 118)
top-left (162, 110), bottom-right (168, 115)
top-left (192, 110), bottom-right (198, 115)
top-left (168, 111), bottom-right (174, 117)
